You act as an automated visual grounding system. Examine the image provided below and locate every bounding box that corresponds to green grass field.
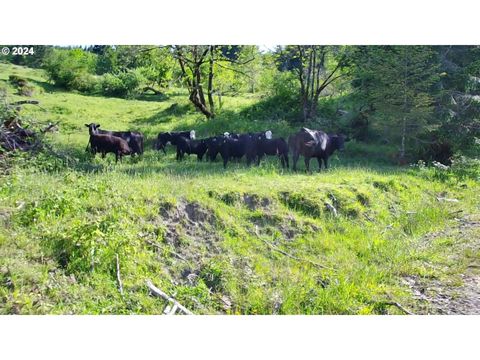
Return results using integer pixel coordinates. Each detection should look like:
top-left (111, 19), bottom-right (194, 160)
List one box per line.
top-left (1, 63), bottom-right (479, 314)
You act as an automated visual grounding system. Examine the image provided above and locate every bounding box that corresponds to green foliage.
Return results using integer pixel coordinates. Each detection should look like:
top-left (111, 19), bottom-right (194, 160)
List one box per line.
top-left (99, 69), bottom-right (145, 98)
top-left (1, 62), bottom-right (480, 315)
top-left (43, 48), bottom-right (97, 91)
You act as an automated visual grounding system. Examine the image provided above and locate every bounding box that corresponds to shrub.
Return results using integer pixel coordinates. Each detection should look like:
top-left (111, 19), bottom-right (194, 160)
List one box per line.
top-left (69, 73), bottom-right (99, 93)
top-left (99, 69), bottom-right (145, 98)
top-left (43, 48), bottom-right (97, 91)
top-left (449, 155), bottom-right (480, 181)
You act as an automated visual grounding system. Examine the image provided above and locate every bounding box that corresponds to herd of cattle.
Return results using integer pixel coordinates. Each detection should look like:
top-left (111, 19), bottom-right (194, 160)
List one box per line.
top-left (84, 123), bottom-right (349, 171)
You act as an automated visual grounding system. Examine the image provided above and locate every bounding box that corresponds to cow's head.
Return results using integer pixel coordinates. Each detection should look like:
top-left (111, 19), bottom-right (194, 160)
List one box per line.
top-left (265, 130), bottom-right (272, 140)
top-left (190, 130), bottom-right (196, 139)
top-left (85, 123), bottom-right (100, 135)
top-left (332, 134), bottom-right (347, 152)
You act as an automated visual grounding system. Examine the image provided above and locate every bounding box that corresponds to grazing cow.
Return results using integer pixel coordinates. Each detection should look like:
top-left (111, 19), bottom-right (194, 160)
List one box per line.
top-left (84, 123), bottom-right (144, 155)
top-left (205, 135), bottom-right (226, 161)
top-left (154, 130), bottom-right (195, 154)
top-left (176, 137), bottom-right (208, 161)
top-left (219, 131), bottom-right (272, 168)
top-left (288, 128), bottom-right (347, 172)
top-left (256, 135), bottom-right (289, 169)
top-left (89, 133), bottom-right (131, 163)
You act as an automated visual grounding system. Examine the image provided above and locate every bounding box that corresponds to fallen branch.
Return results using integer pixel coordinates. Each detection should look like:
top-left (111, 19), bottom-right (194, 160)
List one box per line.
top-left (41, 122), bottom-right (59, 133)
top-left (436, 197), bottom-right (459, 203)
top-left (10, 100), bottom-right (40, 106)
top-left (382, 301), bottom-right (414, 315)
top-left (324, 202), bottom-right (338, 217)
top-left (142, 86), bottom-right (164, 95)
top-left (116, 254), bottom-right (124, 296)
top-left (254, 226), bottom-right (334, 271)
top-left (146, 280), bottom-right (194, 315)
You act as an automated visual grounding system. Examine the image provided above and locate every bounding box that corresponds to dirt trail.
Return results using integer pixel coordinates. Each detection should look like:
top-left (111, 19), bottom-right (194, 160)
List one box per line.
top-left (405, 214), bottom-right (480, 315)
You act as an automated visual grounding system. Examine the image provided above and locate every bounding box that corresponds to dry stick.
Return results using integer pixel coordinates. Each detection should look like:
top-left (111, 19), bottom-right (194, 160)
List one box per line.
top-left (382, 301), bottom-right (414, 315)
top-left (115, 254), bottom-right (124, 296)
top-left (146, 280), bottom-right (194, 315)
top-left (254, 227), bottom-right (334, 271)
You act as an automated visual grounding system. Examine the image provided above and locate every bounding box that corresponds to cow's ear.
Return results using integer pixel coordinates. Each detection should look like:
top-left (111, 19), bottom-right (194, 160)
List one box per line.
top-left (85, 124), bottom-right (90, 127)
top-left (96, 124), bottom-right (101, 128)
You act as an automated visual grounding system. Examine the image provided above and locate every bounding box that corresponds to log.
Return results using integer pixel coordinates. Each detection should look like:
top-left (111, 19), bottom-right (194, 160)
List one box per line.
top-left (146, 280), bottom-right (194, 315)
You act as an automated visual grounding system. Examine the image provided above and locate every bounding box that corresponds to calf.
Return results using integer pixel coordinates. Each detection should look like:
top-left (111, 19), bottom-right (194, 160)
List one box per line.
top-left (89, 133), bottom-right (131, 163)
top-left (176, 137), bottom-right (208, 161)
top-left (85, 123), bottom-right (144, 155)
top-left (154, 130), bottom-right (196, 154)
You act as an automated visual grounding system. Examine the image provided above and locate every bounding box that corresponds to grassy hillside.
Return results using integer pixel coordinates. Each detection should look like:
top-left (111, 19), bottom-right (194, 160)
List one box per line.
top-left (1, 63), bottom-right (479, 314)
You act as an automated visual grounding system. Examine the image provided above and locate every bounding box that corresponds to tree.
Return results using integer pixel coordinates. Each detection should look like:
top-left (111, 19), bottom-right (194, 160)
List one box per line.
top-left (173, 45), bottom-right (256, 119)
top-left (435, 46), bottom-right (480, 153)
top-left (275, 45), bottom-right (347, 121)
top-left (352, 46), bottom-right (440, 160)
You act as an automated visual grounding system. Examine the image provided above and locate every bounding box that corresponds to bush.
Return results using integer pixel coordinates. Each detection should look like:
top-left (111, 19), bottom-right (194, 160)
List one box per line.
top-left (69, 73), bottom-right (99, 93)
top-left (99, 69), bottom-right (145, 98)
top-left (450, 155), bottom-right (480, 180)
top-left (43, 48), bottom-right (97, 91)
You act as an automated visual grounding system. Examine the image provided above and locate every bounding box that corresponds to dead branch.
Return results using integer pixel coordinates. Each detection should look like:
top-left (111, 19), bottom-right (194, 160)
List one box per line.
top-left (116, 254), bottom-right (124, 296)
top-left (381, 301), bottom-right (414, 315)
top-left (142, 86), bottom-right (163, 95)
top-left (436, 197), bottom-right (459, 203)
top-left (146, 280), bottom-right (194, 315)
top-left (324, 202), bottom-right (338, 217)
top-left (10, 100), bottom-right (39, 106)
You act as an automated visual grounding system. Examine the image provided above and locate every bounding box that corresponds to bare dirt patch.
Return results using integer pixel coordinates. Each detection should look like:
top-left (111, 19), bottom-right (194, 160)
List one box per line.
top-left (406, 214), bottom-right (480, 314)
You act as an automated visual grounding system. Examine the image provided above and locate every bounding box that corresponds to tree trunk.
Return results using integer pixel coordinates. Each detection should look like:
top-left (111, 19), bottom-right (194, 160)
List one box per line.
top-left (400, 47), bottom-right (408, 161)
top-left (207, 46), bottom-right (215, 118)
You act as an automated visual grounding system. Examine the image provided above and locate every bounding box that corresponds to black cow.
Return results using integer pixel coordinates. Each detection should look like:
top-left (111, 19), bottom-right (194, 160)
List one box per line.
top-left (176, 137), bottom-right (208, 161)
top-left (288, 128), bottom-right (347, 172)
top-left (219, 131), bottom-right (272, 168)
top-left (154, 130), bottom-right (195, 154)
top-left (89, 133), bottom-right (131, 163)
top-left (205, 133), bottom-right (234, 162)
top-left (256, 136), bottom-right (289, 169)
top-left (85, 123), bottom-right (144, 155)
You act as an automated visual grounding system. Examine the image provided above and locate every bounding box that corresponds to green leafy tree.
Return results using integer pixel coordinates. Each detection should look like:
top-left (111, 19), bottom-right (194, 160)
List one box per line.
top-left (275, 45), bottom-right (348, 121)
top-left (352, 46), bottom-right (440, 160)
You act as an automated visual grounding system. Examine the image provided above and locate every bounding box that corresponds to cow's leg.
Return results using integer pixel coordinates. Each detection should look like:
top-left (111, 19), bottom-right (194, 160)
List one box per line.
top-left (317, 157), bottom-right (323, 171)
top-left (324, 156), bottom-right (328, 169)
top-left (304, 156), bottom-right (311, 173)
top-left (292, 152), bottom-right (299, 172)
top-left (284, 154), bottom-right (289, 169)
top-left (257, 152), bottom-right (263, 166)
